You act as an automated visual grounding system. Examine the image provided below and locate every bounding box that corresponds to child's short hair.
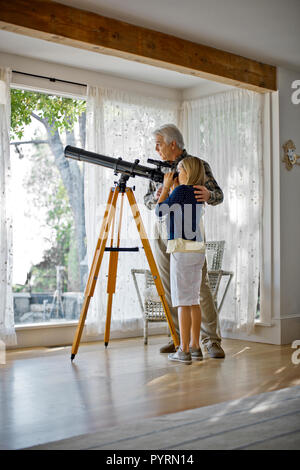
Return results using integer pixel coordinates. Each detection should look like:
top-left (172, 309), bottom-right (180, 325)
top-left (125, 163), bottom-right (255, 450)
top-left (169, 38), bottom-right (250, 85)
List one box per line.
top-left (179, 157), bottom-right (205, 186)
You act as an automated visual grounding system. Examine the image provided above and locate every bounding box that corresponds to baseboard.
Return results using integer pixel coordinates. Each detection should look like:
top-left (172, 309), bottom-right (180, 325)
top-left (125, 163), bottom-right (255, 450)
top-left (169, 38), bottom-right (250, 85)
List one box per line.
top-left (7, 322), bottom-right (169, 350)
top-left (221, 320), bottom-right (281, 345)
top-left (221, 315), bottom-right (300, 345)
top-left (280, 314), bottom-right (300, 344)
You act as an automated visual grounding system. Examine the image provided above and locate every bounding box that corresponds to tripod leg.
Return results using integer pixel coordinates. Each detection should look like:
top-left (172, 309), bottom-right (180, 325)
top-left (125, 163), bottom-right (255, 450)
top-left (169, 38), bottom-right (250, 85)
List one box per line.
top-left (83, 189), bottom-right (114, 296)
top-left (126, 189), bottom-right (179, 348)
top-left (104, 253), bottom-right (118, 347)
top-left (70, 187), bottom-right (119, 360)
top-left (104, 193), bottom-right (125, 347)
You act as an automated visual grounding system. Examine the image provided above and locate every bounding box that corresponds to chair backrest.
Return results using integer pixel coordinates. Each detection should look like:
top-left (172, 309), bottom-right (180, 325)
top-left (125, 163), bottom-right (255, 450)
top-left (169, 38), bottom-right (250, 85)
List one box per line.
top-left (205, 241), bottom-right (225, 270)
top-left (144, 241), bottom-right (225, 289)
top-left (145, 270), bottom-right (155, 288)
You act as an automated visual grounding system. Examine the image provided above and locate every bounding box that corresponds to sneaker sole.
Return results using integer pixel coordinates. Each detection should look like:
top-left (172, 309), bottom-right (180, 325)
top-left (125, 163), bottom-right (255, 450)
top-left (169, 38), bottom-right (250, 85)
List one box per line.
top-left (168, 356), bottom-right (192, 365)
top-left (191, 355), bottom-right (203, 361)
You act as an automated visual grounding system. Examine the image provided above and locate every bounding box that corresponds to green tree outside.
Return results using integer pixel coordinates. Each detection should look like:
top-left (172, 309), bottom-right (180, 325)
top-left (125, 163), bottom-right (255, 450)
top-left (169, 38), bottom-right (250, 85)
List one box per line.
top-left (11, 88), bottom-right (87, 294)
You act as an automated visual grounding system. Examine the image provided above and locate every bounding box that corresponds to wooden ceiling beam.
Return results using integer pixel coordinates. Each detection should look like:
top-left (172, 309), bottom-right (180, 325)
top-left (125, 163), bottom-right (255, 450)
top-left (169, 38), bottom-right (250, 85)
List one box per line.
top-left (0, 0), bottom-right (277, 92)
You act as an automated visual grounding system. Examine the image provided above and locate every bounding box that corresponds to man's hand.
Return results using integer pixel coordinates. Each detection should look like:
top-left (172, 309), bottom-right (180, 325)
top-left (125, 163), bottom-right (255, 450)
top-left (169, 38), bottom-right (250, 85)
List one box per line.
top-left (193, 185), bottom-right (211, 202)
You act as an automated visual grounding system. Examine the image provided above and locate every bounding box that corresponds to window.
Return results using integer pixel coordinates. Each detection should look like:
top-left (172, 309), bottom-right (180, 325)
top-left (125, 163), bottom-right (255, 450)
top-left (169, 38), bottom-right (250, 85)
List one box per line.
top-left (11, 87), bottom-right (87, 325)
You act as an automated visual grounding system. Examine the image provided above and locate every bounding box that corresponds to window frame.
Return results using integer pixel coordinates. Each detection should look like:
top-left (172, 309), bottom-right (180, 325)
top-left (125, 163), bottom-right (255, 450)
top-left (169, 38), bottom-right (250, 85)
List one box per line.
top-left (11, 77), bottom-right (87, 330)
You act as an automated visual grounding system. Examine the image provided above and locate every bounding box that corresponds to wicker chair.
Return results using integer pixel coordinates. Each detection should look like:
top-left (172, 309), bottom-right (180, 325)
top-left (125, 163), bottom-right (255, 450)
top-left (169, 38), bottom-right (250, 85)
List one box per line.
top-left (131, 240), bottom-right (233, 345)
top-left (204, 241), bottom-right (234, 313)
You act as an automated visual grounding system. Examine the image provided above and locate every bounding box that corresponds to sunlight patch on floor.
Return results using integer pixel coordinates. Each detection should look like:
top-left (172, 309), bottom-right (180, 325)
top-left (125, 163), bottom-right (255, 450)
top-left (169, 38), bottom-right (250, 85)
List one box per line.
top-left (232, 347), bottom-right (251, 357)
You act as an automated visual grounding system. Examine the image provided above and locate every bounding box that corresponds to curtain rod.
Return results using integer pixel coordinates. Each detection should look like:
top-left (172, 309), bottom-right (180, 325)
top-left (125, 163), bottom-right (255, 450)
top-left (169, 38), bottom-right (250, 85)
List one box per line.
top-left (12, 70), bottom-right (87, 88)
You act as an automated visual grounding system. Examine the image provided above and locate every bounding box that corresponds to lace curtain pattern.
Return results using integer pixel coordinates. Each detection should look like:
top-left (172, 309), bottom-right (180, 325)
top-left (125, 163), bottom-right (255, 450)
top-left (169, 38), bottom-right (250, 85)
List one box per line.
top-left (182, 89), bottom-right (263, 333)
top-left (85, 86), bottom-right (179, 336)
top-left (0, 68), bottom-right (17, 345)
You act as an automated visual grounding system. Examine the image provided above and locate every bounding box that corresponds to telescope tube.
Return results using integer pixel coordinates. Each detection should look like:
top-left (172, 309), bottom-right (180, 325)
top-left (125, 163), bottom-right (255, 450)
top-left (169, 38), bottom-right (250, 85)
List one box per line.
top-left (64, 145), bottom-right (164, 183)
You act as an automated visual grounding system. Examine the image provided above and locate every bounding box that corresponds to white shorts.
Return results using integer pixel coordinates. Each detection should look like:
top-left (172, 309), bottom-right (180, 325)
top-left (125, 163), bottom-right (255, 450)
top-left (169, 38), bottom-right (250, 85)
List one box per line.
top-left (170, 252), bottom-right (206, 307)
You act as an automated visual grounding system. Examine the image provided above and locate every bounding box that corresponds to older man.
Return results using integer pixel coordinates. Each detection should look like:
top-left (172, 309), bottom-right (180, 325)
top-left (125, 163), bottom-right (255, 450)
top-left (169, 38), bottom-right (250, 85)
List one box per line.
top-left (144, 124), bottom-right (225, 358)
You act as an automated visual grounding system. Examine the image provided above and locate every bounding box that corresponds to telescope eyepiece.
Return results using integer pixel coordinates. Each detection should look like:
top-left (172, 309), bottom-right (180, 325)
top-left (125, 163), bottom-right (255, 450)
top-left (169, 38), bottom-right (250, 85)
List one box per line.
top-left (147, 158), bottom-right (173, 169)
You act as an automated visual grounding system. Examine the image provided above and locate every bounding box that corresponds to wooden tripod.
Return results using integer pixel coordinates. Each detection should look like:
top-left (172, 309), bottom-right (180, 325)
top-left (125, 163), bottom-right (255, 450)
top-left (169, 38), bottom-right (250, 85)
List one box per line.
top-left (70, 175), bottom-right (179, 361)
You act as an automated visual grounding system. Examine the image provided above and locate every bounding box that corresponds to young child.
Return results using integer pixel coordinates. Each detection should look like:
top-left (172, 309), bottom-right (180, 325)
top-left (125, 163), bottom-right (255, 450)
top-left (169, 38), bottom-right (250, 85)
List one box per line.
top-left (155, 157), bottom-right (206, 364)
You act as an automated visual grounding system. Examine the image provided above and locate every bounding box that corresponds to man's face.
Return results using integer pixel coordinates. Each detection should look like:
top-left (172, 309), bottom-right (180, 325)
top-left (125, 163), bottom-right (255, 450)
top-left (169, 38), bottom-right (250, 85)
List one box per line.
top-left (155, 134), bottom-right (174, 161)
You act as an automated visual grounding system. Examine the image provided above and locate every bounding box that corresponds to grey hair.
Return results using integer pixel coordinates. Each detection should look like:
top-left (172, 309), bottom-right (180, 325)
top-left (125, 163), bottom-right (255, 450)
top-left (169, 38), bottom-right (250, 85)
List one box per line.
top-left (153, 124), bottom-right (185, 150)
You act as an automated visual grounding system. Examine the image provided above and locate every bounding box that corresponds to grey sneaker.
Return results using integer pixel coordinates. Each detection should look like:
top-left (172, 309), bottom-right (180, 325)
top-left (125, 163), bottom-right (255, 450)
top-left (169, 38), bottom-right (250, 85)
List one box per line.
top-left (168, 348), bottom-right (192, 364)
top-left (206, 342), bottom-right (225, 359)
top-left (190, 346), bottom-right (203, 361)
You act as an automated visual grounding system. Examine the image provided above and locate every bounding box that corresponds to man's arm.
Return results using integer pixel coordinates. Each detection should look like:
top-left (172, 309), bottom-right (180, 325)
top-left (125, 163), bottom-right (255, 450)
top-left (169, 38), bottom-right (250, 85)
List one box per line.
top-left (199, 160), bottom-right (224, 206)
top-left (144, 180), bottom-right (162, 210)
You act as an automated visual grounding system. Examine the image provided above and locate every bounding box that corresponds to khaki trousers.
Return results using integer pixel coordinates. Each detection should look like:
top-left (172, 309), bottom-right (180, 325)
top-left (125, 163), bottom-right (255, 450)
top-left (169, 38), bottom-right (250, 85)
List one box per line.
top-left (153, 221), bottom-right (221, 346)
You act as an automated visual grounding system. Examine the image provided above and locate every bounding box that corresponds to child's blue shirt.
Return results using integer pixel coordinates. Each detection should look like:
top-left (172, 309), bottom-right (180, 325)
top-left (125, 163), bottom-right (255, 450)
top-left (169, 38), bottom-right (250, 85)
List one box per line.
top-left (155, 185), bottom-right (204, 242)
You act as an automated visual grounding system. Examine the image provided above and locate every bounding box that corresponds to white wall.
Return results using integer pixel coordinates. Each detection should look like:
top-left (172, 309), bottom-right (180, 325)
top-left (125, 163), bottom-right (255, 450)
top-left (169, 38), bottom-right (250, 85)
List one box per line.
top-left (277, 67), bottom-right (300, 343)
top-left (181, 81), bottom-right (235, 101)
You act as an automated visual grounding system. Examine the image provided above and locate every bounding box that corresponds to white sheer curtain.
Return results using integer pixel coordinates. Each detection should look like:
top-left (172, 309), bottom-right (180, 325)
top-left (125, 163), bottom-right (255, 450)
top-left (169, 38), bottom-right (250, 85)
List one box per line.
top-left (182, 89), bottom-right (263, 334)
top-left (0, 67), bottom-right (17, 345)
top-left (85, 86), bottom-right (179, 336)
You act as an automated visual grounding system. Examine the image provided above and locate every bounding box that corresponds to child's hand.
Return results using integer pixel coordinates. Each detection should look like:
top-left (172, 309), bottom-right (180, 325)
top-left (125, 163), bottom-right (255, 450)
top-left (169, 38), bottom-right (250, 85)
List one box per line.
top-left (170, 177), bottom-right (179, 193)
top-left (172, 176), bottom-right (179, 188)
top-left (156, 186), bottom-right (163, 199)
top-left (163, 172), bottom-right (175, 190)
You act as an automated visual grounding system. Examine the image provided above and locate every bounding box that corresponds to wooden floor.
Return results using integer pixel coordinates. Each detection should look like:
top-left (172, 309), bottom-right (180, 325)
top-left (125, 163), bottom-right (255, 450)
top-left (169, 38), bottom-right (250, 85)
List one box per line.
top-left (1, 336), bottom-right (299, 449)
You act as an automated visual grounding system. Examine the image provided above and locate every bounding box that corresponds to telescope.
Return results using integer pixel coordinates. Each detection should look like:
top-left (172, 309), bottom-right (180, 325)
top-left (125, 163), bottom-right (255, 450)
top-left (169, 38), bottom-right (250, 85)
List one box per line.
top-left (64, 145), bottom-right (165, 183)
top-left (147, 158), bottom-right (178, 179)
top-left (147, 158), bottom-right (173, 169)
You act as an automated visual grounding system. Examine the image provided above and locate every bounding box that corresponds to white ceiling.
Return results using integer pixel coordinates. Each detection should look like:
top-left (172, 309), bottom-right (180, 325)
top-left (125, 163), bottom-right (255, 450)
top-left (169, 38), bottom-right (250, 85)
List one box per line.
top-left (0, 0), bottom-right (299, 90)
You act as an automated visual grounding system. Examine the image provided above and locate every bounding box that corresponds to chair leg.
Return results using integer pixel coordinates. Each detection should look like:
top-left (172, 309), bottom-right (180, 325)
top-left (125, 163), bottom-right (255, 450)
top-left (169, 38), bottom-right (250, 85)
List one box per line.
top-left (144, 318), bottom-right (148, 345)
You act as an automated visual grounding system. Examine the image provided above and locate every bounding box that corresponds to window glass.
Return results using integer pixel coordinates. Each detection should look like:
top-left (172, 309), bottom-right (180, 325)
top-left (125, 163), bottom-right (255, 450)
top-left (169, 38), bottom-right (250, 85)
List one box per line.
top-left (11, 88), bottom-right (87, 324)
